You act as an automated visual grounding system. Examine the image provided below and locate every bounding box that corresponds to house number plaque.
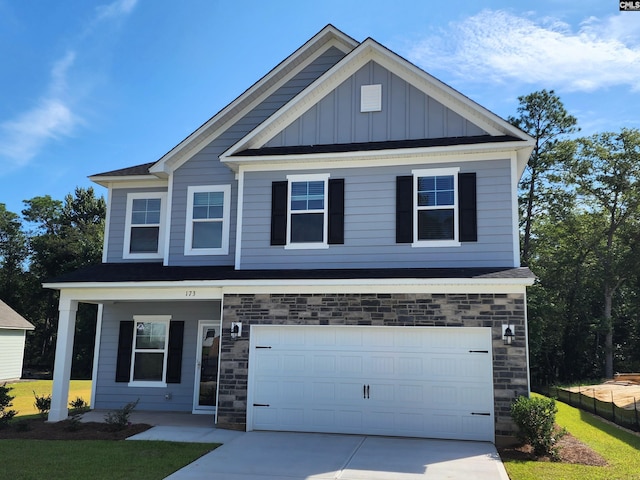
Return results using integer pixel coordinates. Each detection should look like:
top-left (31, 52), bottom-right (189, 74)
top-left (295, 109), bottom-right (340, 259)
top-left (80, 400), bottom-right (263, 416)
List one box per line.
top-left (185, 290), bottom-right (197, 297)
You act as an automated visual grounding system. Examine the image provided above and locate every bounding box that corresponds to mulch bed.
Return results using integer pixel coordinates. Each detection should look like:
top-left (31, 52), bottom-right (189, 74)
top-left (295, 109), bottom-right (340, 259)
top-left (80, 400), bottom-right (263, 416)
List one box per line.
top-left (498, 432), bottom-right (608, 466)
top-left (0, 417), bottom-right (152, 441)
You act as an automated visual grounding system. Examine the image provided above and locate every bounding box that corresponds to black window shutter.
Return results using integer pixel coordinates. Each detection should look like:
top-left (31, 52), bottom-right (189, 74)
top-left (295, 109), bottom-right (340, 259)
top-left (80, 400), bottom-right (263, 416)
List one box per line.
top-left (458, 172), bottom-right (477, 242)
top-left (396, 176), bottom-right (413, 243)
top-left (115, 321), bottom-right (134, 383)
top-left (270, 181), bottom-right (288, 246)
top-left (328, 178), bottom-right (344, 245)
top-left (166, 321), bottom-right (184, 384)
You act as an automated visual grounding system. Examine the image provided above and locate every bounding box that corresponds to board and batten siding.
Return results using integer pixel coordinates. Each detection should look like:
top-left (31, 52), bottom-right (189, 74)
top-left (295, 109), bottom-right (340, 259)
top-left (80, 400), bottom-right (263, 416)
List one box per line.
top-left (93, 301), bottom-right (220, 412)
top-left (0, 329), bottom-right (27, 381)
top-left (239, 159), bottom-right (515, 269)
top-left (167, 46), bottom-right (347, 266)
top-left (264, 60), bottom-right (488, 148)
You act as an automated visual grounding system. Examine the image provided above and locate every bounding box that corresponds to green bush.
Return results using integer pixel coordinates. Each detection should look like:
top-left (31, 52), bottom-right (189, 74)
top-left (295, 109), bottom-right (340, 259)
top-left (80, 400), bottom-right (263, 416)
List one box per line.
top-left (511, 395), bottom-right (564, 459)
top-left (33, 391), bottom-right (52, 418)
top-left (69, 396), bottom-right (89, 414)
top-left (104, 399), bottom-right (139, 430)
top-left (0, 383), bottom-right (17, 428)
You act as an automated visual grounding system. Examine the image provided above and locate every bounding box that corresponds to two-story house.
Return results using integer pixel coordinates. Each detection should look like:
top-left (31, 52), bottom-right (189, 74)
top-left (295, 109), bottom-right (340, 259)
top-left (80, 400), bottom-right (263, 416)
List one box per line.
top-left (45, 25), bottom-right (535, 446)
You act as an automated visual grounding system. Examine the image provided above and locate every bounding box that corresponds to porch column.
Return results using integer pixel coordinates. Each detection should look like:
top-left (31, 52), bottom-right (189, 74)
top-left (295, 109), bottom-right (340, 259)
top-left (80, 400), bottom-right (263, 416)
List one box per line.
top-left (48, 296), bottom-right (78, 422)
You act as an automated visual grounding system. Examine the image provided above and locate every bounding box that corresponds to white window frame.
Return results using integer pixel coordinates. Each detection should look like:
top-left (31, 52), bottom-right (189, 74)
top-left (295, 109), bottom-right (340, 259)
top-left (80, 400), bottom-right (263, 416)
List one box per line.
top-left (129, 315), bottom-right (171, 388)
top-left (184, 185), bottom-right (231, 256)
top-left (285, 173), bottom-right (330, 250)
top-left (412, 167), bottom-right (461, 248)
top-left (123, 192), bottom-right (167, 260)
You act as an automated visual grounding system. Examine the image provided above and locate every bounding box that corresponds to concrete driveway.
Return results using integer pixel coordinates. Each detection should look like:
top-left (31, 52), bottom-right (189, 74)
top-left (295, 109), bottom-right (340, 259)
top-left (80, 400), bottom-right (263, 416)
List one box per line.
top-left (164, 431), bottom-right (509, 480)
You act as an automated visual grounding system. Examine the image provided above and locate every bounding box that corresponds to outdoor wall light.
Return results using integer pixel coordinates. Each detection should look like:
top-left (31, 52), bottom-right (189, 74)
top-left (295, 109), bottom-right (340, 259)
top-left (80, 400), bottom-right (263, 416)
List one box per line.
top-left (502, 324), bottom-right (515, 345)
top-left (231, 322), bottom-right (242, 340)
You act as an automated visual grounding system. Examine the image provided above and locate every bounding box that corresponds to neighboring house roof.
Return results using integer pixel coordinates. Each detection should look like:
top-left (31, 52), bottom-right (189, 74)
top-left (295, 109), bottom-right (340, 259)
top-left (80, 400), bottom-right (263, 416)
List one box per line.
top-left (0, 300), bottom-right (35, 331)
top-left (45, 262), bottom-right (535, 284)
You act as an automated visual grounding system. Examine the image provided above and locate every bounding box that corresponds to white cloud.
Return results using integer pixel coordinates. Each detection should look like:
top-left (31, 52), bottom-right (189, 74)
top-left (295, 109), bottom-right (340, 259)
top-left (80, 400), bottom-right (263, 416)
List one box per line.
top-left (0, 0), bottom-right (138, 168)
top-left (408, 10), bottom-right (640, 93)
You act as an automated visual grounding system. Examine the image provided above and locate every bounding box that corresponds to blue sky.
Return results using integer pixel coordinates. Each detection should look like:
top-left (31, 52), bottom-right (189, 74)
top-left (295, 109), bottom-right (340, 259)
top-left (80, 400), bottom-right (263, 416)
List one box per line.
top-left (1, 0), bottom-right (639, 215)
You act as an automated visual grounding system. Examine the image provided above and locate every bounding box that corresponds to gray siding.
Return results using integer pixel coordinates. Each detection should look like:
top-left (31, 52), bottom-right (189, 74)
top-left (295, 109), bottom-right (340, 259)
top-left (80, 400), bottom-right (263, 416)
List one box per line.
top-left (239, 159), bottom-right (515, 269)
top-left (94, 301), bottom-right (221, 412)
top-left (265, 61), bottom-right (488, 148)
top-left (105, 187), bottom-right (168, 263)
top-left (168, 47), bottom-right (347, 266)
top-left (0, 329), bottom-right (27, 381)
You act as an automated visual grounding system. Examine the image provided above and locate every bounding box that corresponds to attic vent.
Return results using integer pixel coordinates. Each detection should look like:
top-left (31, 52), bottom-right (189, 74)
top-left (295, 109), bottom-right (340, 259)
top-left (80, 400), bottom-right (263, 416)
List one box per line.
top-left (361, 84), bottom-right (382, 112)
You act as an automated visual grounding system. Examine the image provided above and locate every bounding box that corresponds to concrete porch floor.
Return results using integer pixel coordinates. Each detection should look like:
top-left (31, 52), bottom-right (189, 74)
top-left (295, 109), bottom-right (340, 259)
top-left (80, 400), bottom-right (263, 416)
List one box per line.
top-left (80, 409), bottom-right (216, 427)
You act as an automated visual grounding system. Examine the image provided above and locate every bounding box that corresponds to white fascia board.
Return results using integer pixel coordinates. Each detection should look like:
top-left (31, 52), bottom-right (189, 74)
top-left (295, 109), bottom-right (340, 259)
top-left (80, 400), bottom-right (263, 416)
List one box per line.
top-left (148, 28), bottom-right (358, 176)
top-left (0, 325), bottom-right (35, 331)
top-left (224, 141), bottom-right (534, 173)
top-left (221, 39), bottom-right (534, 161)
top-left (44, 276), bottom-right (534, 300)
top-left (89, 177), bottom-right (169, 189)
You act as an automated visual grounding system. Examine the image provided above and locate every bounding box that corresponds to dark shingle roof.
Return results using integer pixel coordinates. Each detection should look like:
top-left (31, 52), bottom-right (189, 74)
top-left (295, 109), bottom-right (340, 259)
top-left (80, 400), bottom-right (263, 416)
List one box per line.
top-left (233, 135), bottom-right (521, 157)
top-left (46, 263), bottom-right (535, 284)
top-left (91, 162), bottom-right (156, 177)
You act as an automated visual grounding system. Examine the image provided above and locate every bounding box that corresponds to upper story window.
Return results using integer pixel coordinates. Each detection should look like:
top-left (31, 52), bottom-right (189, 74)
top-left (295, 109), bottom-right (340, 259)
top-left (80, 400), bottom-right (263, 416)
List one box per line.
top-left (288, 175), bottom-right (328, 247)
top-left (123, 192), bottom-right (167, 259)
top-left (270, 174), bottom-right (344, 249)
top-left (396, 168), bottom-right (477, 247)
top-left (185, 185), bottom-right (231, 256)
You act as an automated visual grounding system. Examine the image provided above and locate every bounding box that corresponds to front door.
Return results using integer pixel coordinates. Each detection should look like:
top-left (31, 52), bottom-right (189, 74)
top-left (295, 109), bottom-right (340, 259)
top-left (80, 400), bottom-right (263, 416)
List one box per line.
top-left (193, 320), bottom-right (220, 413)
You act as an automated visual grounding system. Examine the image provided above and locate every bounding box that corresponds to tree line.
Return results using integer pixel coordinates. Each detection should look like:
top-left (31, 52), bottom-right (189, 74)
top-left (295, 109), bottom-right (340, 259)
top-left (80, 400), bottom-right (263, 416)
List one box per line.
top-left (0, 92), bottom-right (638, 384)
top-left (0, 188), bottom-right (105, 378)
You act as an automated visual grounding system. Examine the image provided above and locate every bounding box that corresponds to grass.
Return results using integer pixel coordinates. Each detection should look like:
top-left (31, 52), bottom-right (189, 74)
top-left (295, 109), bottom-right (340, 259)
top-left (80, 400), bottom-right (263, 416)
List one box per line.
top-left (0, 439), bottom-right (215, 480)
top-left (502, 394), bottom-right (640, 480)
top-left (3, 380), bottom-right (91, 417)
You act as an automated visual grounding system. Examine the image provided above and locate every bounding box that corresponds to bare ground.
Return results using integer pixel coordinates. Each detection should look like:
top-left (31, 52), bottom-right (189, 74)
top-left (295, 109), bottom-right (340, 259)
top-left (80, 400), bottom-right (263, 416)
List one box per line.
top-left (565, 381), bottom-right (640, 410)
top-left (498, 432), bottom-right (608, 466)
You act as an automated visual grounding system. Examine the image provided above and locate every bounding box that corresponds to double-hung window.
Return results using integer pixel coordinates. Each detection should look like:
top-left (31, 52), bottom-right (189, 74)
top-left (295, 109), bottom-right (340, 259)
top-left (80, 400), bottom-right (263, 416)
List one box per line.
top-left (413, 167), bottom-right (460, 246)
top-left (123, 192), bottom-right (167, 259)
top-left (286, 174), bottom-right (330, 248)
top-left (130, 315), bottom-right (171, 387)
top-left (185, 185), bottom-right (231, 255)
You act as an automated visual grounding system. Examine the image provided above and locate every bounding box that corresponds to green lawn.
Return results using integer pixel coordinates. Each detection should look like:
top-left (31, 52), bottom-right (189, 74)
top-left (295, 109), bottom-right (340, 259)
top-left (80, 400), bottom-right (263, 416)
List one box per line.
top-left (502, 395), bottom-right (640, 480)
top-left (0, 439), bottom-right (215, 480)
top-left (3, 380), bottom-right (91, 416)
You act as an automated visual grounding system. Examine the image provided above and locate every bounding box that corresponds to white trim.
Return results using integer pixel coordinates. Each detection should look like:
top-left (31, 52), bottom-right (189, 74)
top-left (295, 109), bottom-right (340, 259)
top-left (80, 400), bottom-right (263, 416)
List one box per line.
top-left (149, 27), bottom-right (357, 176)
top-left (411, 167), bottom-right (460, 247)
top-left (123, 192), bottom-right (167, 260)
top-left (90, 304), bottom-right (103, 408)
top-left (192, 320), bottom-right (221, 414)
top-left (163, 174), bottom-right (174, 265)
top-left (184, 185), bottom-right (231, 256)
top-left (90, 178), bottom-right (168, 189)
top-left (234, 170), bottom-right (245, 269)
top-left (101, 189), bottom-right (112, 263)
top-left (286, 173), bottom-right (330, 249)
top-left (221, 39), bottom-right (534, 162)
top-left (128, 315), bottom-right (171, 388)
top-left (510, 154), bottom-right (521, 268)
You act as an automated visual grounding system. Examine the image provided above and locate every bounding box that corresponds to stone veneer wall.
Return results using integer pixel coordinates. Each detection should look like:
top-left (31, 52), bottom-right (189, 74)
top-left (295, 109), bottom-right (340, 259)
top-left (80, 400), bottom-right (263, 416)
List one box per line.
top-left (218, 292), bottom-right (528, 441)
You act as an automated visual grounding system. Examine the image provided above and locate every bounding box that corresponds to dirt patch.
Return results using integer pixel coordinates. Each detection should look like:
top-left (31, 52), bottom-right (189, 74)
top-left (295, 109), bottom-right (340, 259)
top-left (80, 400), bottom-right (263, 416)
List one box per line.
top-left (0, 417), bottom-right (152, 441)
top-left (498, 432), bottom-right (608, 466)
top-left (565, 382), bottom-right (640, 410)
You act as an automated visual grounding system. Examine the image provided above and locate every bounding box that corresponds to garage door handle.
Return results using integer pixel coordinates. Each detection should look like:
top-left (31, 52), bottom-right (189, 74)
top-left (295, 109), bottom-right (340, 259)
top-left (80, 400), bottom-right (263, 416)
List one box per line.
top-left (469, 350), bottom-right (489, 353)
top-left (471, 412), bottom-right (491, 416)
top-left (253, 403), bottom-right (270, 407)
top-left (363, 384), bottom-right (370, 399)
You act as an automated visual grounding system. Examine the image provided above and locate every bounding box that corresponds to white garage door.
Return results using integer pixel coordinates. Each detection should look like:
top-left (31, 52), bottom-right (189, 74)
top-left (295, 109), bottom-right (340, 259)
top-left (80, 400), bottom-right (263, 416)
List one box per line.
top-left (248, 325), bottom-right (494, 441)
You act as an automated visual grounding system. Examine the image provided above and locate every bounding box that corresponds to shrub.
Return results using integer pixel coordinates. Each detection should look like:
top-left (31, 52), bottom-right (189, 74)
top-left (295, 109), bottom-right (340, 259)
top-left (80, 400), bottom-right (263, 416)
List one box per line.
top-left (0, 383), bottom-right (17, 428)
top-left (33, 391), bottom-right (52, 418)
top-left (69, 396), bottom-right (89, 414)
top-left (511, 396), bottom-right (564, 459)
top-left (104, 399), bottom-right (139, 430)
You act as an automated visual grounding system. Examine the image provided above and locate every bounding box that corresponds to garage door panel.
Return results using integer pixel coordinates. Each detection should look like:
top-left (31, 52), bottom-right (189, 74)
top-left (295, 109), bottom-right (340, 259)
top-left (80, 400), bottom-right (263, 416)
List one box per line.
top-left (249, 326), bottom-right (494, 441)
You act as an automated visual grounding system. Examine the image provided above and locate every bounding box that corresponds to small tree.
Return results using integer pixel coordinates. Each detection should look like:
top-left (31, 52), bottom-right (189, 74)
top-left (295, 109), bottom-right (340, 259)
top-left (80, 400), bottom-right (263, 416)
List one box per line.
top-left (511, 396), bottom-right (563, 459)
top-left (0, 383), bottom-right (17, 428)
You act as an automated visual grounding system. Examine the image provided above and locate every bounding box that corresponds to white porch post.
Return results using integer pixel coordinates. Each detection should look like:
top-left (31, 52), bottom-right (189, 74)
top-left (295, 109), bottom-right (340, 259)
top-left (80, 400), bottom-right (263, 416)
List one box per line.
top-left (48, 295), bottom-right (78, 422)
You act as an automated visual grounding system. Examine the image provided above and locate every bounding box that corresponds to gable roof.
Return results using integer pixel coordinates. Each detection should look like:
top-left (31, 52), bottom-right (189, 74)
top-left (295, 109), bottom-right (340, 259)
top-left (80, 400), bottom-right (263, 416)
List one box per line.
top-left (221, 36), bottom-right (534, 173)
top-left (0, 300), bottom-right (34, 331)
